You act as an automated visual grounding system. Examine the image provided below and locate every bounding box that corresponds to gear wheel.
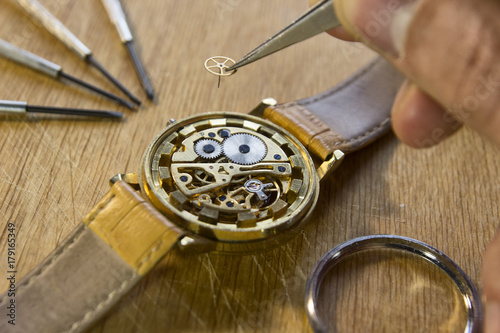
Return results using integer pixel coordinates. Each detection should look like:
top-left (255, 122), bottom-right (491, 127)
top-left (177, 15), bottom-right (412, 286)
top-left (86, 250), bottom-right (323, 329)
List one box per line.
top-left (194, 139), bottom-right (222, 159)
top-left (222, 133), bottom-right (267, 165)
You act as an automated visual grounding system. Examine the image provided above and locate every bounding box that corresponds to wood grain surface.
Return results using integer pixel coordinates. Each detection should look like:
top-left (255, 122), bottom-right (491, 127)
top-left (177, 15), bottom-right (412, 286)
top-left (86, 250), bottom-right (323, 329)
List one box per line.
top-left (0, 0), bottom-right (499, 332)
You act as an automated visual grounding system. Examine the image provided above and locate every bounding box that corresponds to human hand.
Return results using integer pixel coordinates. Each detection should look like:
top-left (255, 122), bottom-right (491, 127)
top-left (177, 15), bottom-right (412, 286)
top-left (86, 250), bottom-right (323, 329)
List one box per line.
top-left (320, 0), bottom-right (500, 149)
top-left (310, 0), bottom-right (500, 331)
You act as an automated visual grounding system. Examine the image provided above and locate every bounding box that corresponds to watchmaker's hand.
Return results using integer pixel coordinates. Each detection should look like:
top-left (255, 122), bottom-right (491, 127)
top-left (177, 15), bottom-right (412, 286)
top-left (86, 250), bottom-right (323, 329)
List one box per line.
top-left (313, 0), bottom-right (500, 331)
top-left (318, 0), bottom-right (500, 150)
top-left (484, 231), bottom-right (500, 333)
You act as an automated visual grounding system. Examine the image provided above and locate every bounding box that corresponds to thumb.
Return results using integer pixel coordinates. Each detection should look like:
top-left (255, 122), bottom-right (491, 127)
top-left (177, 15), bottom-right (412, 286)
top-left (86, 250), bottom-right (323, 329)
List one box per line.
top-left (483, 230), bottom-right (500, 333)
top-left (334, 0), bottom-right (500, 147)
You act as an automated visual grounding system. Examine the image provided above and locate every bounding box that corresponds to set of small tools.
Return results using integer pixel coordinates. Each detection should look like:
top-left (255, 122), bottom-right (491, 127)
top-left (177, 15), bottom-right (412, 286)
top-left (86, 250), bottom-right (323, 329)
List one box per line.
top-left (0, 0), bottom-right (153, 119)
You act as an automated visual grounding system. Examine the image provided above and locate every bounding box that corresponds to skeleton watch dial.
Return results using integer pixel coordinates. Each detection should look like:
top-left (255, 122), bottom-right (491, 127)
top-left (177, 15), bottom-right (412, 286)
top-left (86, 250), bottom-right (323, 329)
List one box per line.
top-left (140, 112), bottom-right (318, 251)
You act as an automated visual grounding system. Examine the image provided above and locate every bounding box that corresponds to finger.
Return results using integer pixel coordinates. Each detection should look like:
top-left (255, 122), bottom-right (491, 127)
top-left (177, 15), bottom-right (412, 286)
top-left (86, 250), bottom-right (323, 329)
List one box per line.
top-left (308, 0), bottom-right (357, 40)
top-left (325, 26), bottom-right (357, 41)
top-left (483, 230), bottom-right (500, 333)
top-left (392, 80), bottom-right (462, 148)
top-left (333, 0), bottom-right (500, 148)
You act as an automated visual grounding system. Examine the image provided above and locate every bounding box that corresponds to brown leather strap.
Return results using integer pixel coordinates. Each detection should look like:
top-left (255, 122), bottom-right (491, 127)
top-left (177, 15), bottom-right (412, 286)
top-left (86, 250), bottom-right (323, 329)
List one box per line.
top-left (263, 58), bottom-right (405, 160)
top-left (0, 181), bottom-right (185, 333)
top-left (0, 59), bottom-right (403, 332)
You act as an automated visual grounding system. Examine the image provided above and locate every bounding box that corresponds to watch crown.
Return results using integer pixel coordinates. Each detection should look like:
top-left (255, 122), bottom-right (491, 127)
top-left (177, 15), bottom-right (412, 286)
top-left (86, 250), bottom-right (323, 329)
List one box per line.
top-left (166, 118), bottom-right (177, 126)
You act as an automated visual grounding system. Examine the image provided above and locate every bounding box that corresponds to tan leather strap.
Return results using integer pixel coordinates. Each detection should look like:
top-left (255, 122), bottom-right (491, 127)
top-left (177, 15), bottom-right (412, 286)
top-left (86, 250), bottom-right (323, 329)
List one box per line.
top-left (263, 58), bottom-right (405, 160)
top-left (0, 181), bottom-right (185, 333)
top-left (0, 59), bottom-right (404, 332)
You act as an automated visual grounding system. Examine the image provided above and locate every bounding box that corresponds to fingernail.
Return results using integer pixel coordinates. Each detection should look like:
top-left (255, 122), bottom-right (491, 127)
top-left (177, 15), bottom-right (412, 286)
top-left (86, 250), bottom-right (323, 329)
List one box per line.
top-left (334, 0), bottom-right (418, 58)
top-left (486, 302), bottom-right (500, 333)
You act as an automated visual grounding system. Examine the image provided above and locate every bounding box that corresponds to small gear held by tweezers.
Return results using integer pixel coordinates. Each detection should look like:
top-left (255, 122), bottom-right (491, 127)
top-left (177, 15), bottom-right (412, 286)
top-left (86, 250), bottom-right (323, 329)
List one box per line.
top-left (194, 139), bottom-right (222, 159)
top-left (222, 133), bottom-right (267, 165)
top-left (204, 56), bottom-right (237, 88)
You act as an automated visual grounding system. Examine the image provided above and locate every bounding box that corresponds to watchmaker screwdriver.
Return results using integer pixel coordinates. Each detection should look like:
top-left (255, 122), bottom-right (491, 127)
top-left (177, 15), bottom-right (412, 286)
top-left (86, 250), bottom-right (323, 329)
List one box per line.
top-left (101, 0), bottom-right (154, 100)
top-left (15, 0), bottom-right (142, 106)
top-left (0, 100), bottom-right (123, 119)
top-left (0, 39), bottom-right (135, 110)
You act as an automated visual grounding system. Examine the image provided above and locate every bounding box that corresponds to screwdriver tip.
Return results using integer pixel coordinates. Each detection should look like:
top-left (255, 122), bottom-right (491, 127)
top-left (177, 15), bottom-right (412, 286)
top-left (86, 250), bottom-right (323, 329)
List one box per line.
top-left (146, 89), bottom-right (155, 101)
top-left (129, 94), bottom-right (142, 106)
top-left (87, 55), bottom-right (142, 106)
top-left (59, 71), bottom-right (137, 110)
top-left (103, 110), bottom-right (124, 119)
top-left (124, 42), bottom-right (154, 102)
top-left (120, 99), bottom-right (137, 110)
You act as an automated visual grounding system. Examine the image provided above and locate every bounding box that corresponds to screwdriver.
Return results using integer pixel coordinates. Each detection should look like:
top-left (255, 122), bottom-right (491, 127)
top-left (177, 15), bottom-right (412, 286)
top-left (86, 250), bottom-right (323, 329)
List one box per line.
top-left (0, 39), bottom-right (135, 110)
top-left (15, 0), bottom-right (142, 106)
top-left (101, 0), bottom-right (154, 100)
top-left (0, 100), bottom-right (123, 119)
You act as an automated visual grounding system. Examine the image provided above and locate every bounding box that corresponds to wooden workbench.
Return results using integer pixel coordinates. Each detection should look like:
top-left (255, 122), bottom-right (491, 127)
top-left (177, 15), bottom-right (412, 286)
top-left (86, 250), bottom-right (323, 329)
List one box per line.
top-left (0, 1), bottom-right (498, 332)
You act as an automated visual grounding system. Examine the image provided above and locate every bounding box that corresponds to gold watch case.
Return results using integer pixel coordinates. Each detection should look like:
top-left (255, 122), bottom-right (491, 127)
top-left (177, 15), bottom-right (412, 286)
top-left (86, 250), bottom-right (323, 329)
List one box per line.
top-left (108, 104), bottom-right (344, 254)
top-left (137, 111), bottom-right (326, 254)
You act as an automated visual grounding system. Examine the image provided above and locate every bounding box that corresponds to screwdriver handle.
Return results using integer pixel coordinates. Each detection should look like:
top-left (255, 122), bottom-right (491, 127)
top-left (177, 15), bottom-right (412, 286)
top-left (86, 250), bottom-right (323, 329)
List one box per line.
top-left (101, 0), bottom-right (133, 43)
top-left (0, 101), bottom-right (27, 114)
top-left (0, 39), bottom-right (61, 78)
top-left (15, 0), bottom-right (92, 59)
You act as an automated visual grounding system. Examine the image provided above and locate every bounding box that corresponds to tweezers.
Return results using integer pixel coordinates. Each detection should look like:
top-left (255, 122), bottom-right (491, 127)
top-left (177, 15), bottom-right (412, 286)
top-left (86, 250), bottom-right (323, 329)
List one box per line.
top-left (227, 0), bottom-right (339, 71)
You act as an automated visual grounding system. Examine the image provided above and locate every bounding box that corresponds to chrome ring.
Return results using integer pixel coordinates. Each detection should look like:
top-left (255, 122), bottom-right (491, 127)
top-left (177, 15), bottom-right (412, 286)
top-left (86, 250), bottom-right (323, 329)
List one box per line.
top-left (305, 235), bottom-right (482, 333)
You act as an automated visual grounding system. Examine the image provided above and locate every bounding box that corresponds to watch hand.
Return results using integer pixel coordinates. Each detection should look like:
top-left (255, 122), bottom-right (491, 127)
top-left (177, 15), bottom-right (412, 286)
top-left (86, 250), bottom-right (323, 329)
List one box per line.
top-left (227, 0), bottom-right (339, 71)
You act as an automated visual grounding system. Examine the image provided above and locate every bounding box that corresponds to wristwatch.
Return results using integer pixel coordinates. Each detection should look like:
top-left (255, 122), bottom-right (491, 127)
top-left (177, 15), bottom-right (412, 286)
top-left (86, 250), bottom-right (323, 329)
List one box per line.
top-left (0, 57), bottom-right (403, 333)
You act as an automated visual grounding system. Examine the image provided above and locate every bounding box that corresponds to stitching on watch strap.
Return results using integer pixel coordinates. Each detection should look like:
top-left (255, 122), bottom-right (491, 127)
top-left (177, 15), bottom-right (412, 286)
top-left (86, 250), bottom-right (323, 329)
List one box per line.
top-left (62, 186), bottom-right (173, 333)
top-left (0, 225), bottom-right (86, 305)
top-left (63, 238), bottom-right (166, 333)
top-left (63, 272), bottom-right (136, 333)
top-left (85, 194), bottom-right (116, 225)
top-left (330, 117), bottom-right (391, 147)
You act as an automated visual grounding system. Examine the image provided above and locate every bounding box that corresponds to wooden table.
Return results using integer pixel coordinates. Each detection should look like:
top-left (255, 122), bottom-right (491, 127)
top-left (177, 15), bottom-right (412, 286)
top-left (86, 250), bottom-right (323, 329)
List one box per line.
top-left (0, 1), bottom-right (498, 332)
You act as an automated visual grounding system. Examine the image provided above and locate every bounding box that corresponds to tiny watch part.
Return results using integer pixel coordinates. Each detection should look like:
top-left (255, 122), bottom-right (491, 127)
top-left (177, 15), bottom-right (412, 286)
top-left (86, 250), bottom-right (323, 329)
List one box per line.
top-left (194, 138), bottom-right (222, 159)
top-left (222, 133), bottom-right (268, 165)
top-left (139, 112), bottom-right (318, 253)
top-left (204, 56), bottom-right (237, 76)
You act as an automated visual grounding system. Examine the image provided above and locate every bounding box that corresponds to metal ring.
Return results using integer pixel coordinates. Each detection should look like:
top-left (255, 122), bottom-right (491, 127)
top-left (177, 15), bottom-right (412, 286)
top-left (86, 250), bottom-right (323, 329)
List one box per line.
top-left (305, 235), bottom-right (482, 333)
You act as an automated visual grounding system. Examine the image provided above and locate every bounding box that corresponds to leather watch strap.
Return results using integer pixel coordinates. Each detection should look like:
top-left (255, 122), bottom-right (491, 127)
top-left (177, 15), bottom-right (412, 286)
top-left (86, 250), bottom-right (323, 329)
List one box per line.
top-left (0, 58), bottom-right (405, 333)
top-left (0, 181), bottom-right (185, 333)
top-left (263, 58), bottom-right (405, 160)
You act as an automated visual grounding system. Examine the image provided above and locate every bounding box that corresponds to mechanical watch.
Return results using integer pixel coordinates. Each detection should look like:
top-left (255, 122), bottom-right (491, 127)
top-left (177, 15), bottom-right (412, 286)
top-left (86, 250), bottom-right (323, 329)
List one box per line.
top-left (0, 58), bottom-right (403, 333)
